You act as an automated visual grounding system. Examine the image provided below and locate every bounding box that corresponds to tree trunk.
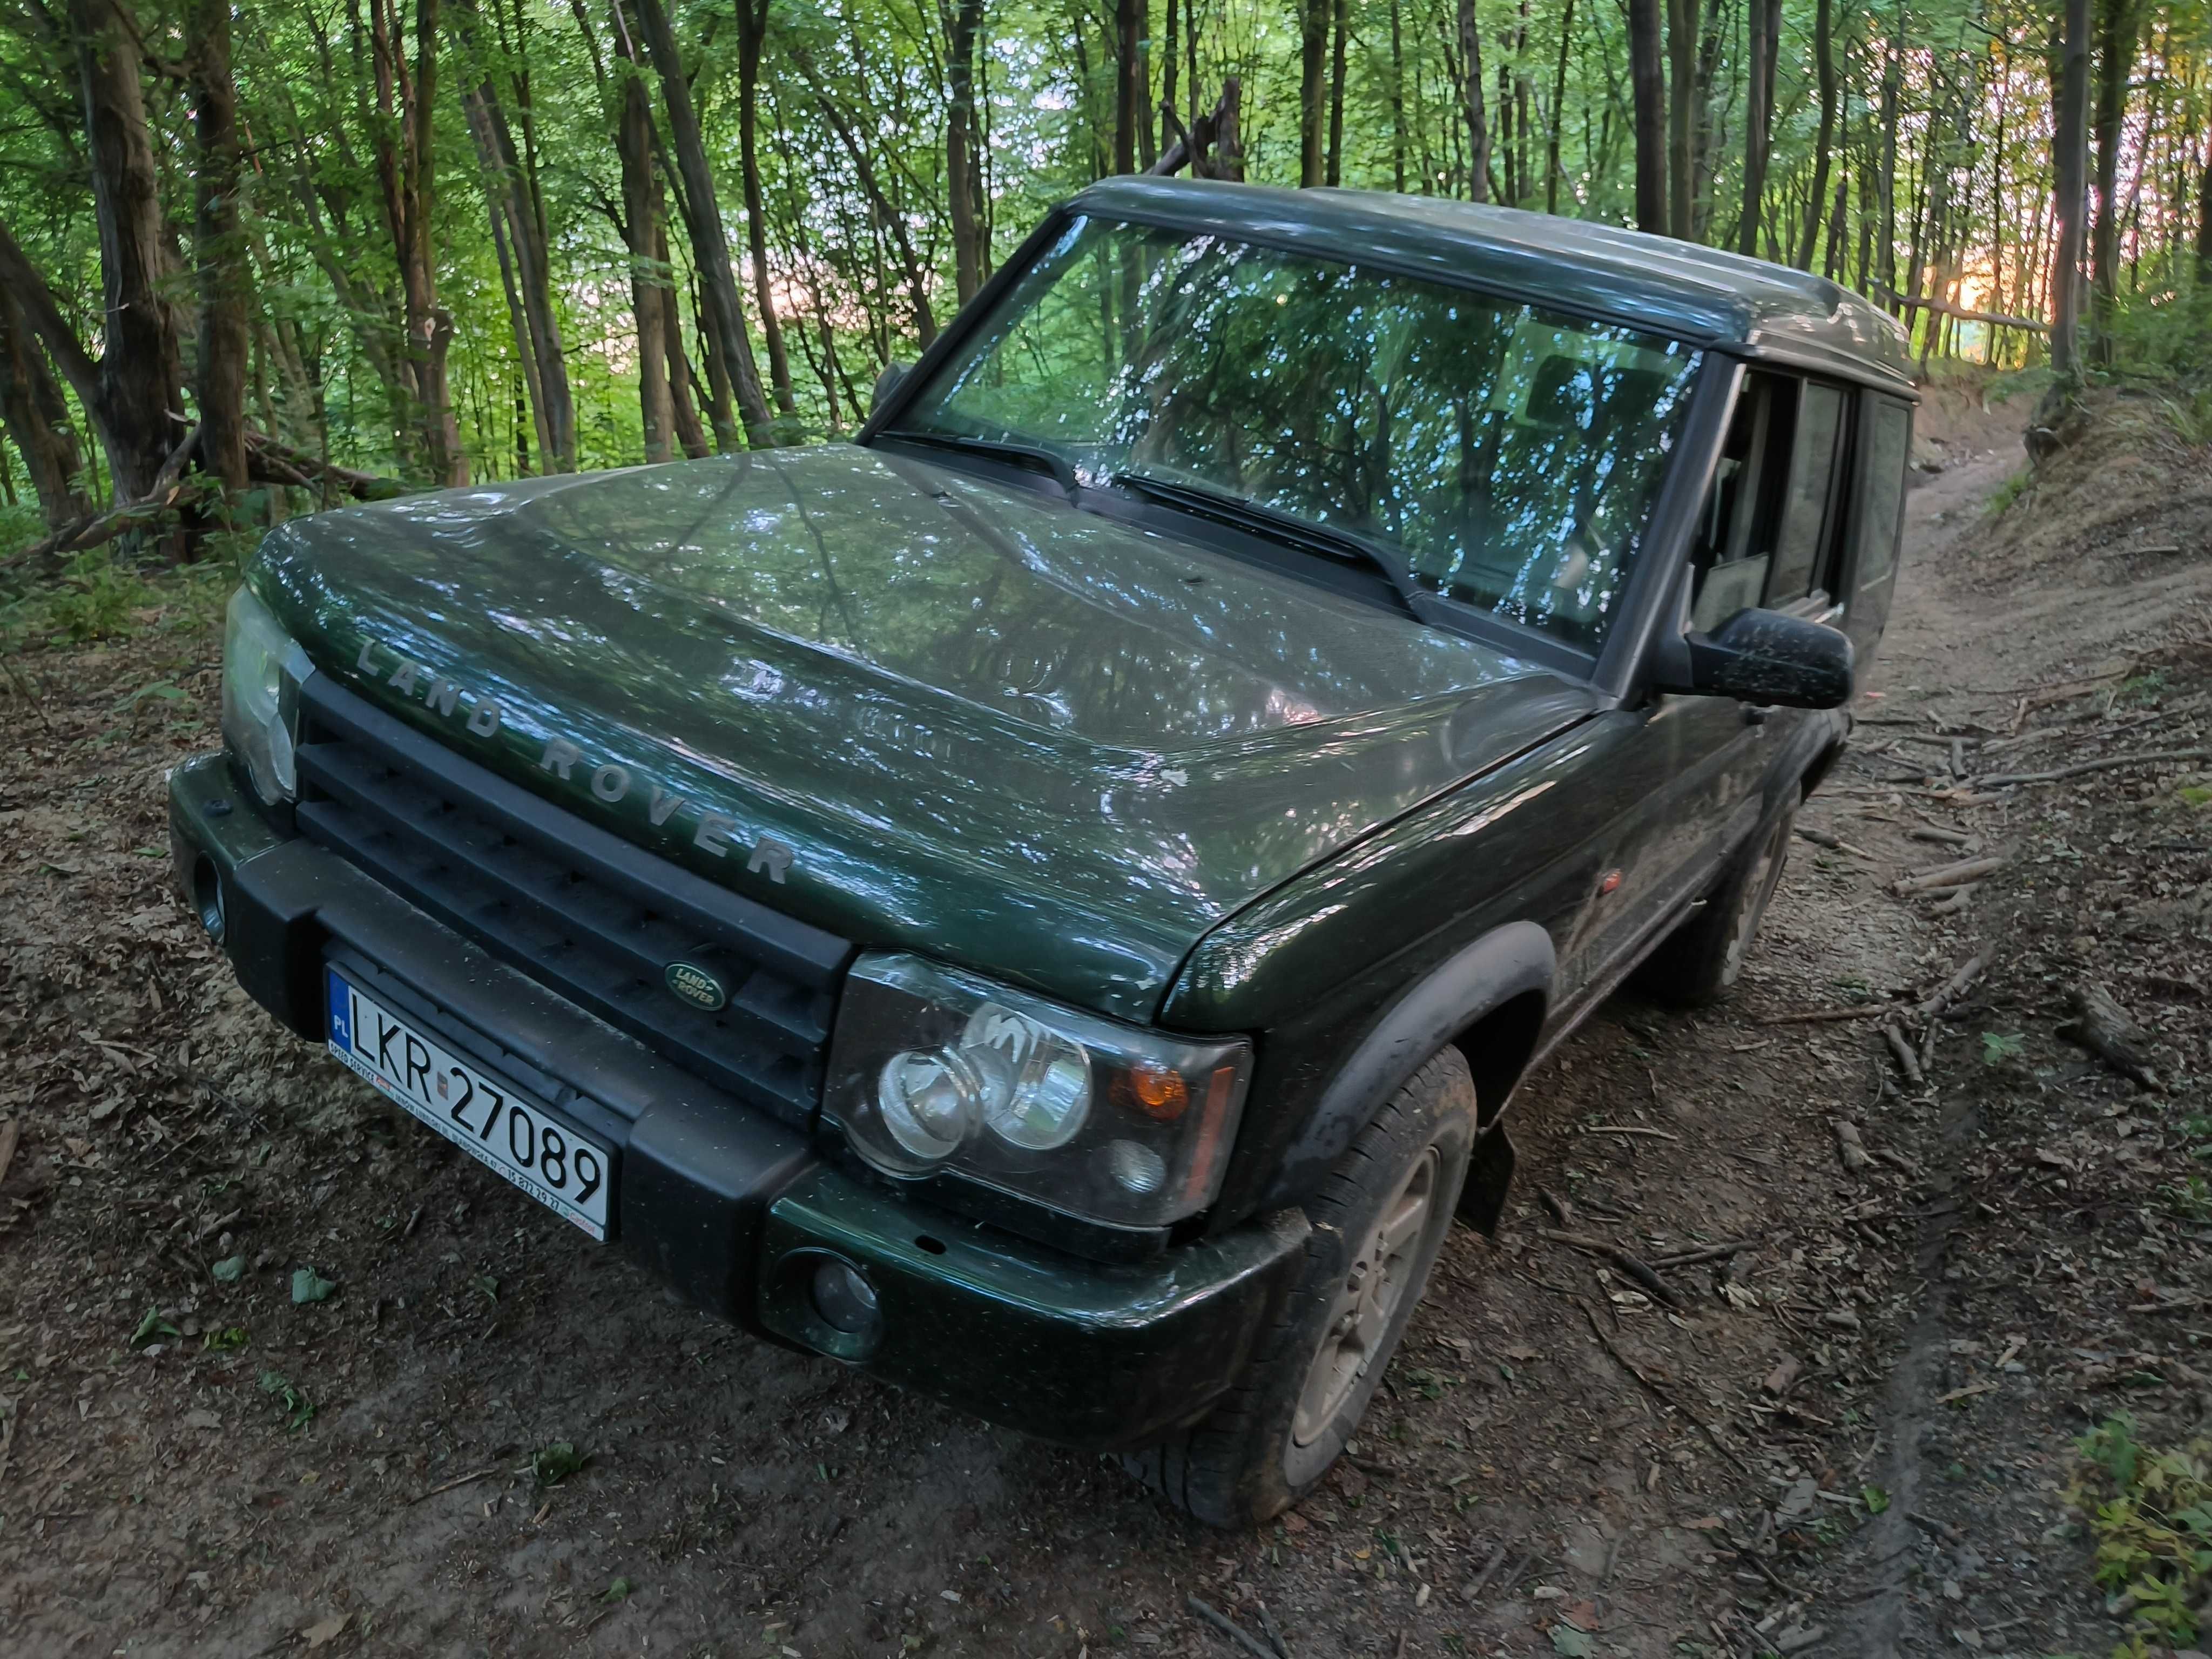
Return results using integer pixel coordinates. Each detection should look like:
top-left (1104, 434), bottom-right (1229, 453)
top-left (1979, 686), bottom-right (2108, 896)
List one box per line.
top-left (0, 288), bottom-right (93, 529)
top-left (453, 0), bottom-right (575, 469)
top-left (659, 219), bottom-right (712, 458)
top-left (5, 0), bottom-right (190, 503)
top-left (368, 0), bottom-right (467, 485)
top-left (631, 0), bottom-right (775, 447)
top-left (1390, 0), bottom-right (1409, 193)
top-left (1738, 0), bottom-right (1777, 257)
top-left (2050, 0), bottom-right (2092, 378)
top-left (1545, 0), bottom-right (1574, 213)
top-left (945, 0), bottom-right (988, 303)
top-left (2088, 0), bottom-right (2139, 362)
top-left (1455, 0), bottom-right (1490, 201)
top-left (1300, 0), bottom-right (1330, 185)
top-left (1664, 0), bottom-right (1697, 238)
top-left (188, 0), bottom-right (251, 501)
top-left (1797, 0), bottom-right (1837, 269)
top-left (797, 51), bottom-right (941, 347)
top-left (1626, 0), bottom-right (1665, 233)
top-left (610, 43), bottom-right (676, 463)
top-left (1325, 0), bottom-right (1348, 186)
top-left (1114, 0), bottom-right (1143, 174)
top-left (737, 0), bottom-right (797, 415)
top-left (2197, 124), bottom-right (2212, 282)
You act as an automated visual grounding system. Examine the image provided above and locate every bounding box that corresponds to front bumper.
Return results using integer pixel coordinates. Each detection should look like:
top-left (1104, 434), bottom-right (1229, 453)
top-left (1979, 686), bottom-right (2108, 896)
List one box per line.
top-left (168, 751), bottom-right (1306, 1451)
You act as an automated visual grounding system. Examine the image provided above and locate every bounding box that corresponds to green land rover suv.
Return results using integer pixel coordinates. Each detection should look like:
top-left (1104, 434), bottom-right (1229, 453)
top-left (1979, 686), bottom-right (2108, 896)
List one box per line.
top-left (170, 179), bottom-right (1914, 1525)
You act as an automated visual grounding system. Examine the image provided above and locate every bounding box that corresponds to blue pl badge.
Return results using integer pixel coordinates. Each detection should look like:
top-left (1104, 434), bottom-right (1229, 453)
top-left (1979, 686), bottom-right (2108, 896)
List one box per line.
top-left (327, 969), bottom-right (353, 1052)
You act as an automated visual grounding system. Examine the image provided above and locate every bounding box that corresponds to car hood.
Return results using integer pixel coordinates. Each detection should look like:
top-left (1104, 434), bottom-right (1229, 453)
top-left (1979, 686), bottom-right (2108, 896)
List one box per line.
top-left (250, 444), bottom-right (1595, 1022)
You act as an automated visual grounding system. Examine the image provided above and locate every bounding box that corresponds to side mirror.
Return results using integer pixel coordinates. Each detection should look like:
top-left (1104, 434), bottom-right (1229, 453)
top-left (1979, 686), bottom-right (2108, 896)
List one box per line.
top-left (1653, 606), bottom-right (1854, 710)
top-left (871, 361), bottom-right (911, 419)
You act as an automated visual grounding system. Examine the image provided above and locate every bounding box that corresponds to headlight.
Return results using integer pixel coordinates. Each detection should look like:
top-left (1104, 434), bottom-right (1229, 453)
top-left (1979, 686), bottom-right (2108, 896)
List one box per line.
top-left (220, 588), bottom-right (309, 806)
top-left (825, 954), bottom-right (1250, 1232)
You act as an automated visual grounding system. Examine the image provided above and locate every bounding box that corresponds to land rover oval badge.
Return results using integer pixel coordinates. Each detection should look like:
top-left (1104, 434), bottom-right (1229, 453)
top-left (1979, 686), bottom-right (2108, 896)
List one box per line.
top-left (664, 961), bottom-right (727, 1012)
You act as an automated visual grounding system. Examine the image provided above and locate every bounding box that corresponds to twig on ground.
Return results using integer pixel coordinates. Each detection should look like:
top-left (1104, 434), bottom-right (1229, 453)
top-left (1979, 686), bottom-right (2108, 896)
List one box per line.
top-left (1649, 1240), bottom-right (1754, 1269)
top-left (1539, 1231), bottom-right (1683, 1307)
top-left (1461, 1541), bottom-right (1512, 1604)
top-left (1574, 1299), bottom-right (1745, 1471)
top-left (1918, 955), bottom-right (1988, 1021)
top-left (0, 1118), bottom-right (19, 1190)
top-left (1753, 1005), bottom-right (1892, 1026)
top-left (407, 1465), bottom-right (505, 1505)
top-left (1796, 826), bottom-right (1877, 859)
top-left (1972, 747), bottom-right (2212, 789)
top-left (1583, 1124), bottom-right (1681, 1141)
top-left (1882, 1021), bottom-right (1925, 1087)
top-left (1254, 1600), bottom-right (1292, 1659)
top-left (1893, 854), bottom-right (2007, 894)
top-left (1929, 884), bottom-right (1977, 915)
top-left (1907, 824), bottom-right (1974, 847)
top-left (1187, 1596), bottom-right (1278, 1659)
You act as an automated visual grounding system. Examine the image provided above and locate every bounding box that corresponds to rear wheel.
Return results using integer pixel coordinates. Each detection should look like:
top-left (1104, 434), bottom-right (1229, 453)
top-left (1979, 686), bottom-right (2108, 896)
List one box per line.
top-left (1119, 1049), bottom-right (1477, 1527)
top-left (1636, 789), bottom-right (1799, 1007)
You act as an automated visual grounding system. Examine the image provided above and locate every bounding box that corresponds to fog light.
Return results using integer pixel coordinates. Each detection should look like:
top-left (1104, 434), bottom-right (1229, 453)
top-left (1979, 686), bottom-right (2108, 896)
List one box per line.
top-left (809, 1258), bottom-right (880, 1336)
top-left (191, 857), bottom-right (225, 942)
top-left (1103, 1139), bottom-right (1166, 1196)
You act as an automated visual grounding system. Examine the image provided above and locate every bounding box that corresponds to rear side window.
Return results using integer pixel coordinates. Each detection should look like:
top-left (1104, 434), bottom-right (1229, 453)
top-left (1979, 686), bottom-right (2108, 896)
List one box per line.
top-left (1764, 383), bottom-right (1846, 605)
top-left (1853, 399), bottom-right (1911, 591)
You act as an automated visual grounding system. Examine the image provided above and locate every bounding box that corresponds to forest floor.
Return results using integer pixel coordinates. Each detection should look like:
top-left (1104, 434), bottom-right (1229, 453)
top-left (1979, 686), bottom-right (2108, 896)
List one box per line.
top-left (4, 373), bottom-right (2212, 1659)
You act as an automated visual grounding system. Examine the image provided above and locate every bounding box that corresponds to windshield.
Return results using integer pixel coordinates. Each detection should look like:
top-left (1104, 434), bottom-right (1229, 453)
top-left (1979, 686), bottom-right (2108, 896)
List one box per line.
top-left (892, 215), bottom-right (1703, 652)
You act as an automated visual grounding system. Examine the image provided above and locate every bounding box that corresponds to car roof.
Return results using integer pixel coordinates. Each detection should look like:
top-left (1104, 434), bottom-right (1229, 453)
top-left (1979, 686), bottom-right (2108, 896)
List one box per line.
top-left (1069, 178), bottom-right (1918, 393)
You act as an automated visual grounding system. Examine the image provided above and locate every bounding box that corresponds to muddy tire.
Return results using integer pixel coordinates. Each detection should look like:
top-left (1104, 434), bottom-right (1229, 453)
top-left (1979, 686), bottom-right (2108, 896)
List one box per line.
top-left (1635, 790), bottom-right (1799, 1007)
top-left (1118, 1049), bottom-right (1477, 1527)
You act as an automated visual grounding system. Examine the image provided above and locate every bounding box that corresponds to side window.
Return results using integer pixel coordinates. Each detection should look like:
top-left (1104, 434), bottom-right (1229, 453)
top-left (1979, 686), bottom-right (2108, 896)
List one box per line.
top-left (1764, 382), bottom-right (1846, 606)
top-left (1690, 376), bottom-right (1796, 628)
top-left (1853, 398), bottom-right (1911, 591)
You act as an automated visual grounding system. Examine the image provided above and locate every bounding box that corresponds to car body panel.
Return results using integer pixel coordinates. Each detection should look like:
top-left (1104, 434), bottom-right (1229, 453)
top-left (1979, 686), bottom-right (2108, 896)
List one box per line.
top-left (247, 443), bottom-right (1595, 1023)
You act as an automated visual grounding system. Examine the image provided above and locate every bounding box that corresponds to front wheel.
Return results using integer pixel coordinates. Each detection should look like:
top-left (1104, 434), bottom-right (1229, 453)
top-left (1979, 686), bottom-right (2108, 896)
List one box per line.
top-left (1118, 1049), bottom-right (1477, 1527)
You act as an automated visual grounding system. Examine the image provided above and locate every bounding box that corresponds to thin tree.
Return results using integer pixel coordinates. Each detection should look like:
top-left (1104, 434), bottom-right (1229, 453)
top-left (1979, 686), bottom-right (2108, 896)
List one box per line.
top-left (1626, 0), bottom-right (1666, 233)
top-left (2051, 0), bottom-right (2093, 379)
top-left (632, 0), bottom-right (777, 447)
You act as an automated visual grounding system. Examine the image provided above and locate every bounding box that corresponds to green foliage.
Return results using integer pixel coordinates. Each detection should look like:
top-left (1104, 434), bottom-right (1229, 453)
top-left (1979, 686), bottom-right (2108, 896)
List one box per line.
top-left (2072, 1416), bottom-right (2212, 1658)
top-left (1980, 1031), bottom-right (2026, 1065)
top-left (1985, 470), bottom-right (2032, 518)
top-left (258, 1369), bottom-right (316, 1431)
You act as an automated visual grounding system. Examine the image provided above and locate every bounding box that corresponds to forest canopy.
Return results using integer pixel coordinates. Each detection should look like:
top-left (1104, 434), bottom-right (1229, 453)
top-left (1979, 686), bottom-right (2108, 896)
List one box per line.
top-left (0, 0), bottom-right (2206, 558)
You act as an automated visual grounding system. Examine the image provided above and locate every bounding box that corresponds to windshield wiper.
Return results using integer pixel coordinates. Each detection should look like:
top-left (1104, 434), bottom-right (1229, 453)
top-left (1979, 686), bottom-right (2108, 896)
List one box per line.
top-left (878, 429), bottom-right (1079, 498)
top-left (1110, 471), bottom-right (1433, 621)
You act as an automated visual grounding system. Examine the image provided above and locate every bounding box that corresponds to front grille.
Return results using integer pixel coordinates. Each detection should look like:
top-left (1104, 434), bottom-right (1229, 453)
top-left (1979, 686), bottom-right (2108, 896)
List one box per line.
top-left (293, 675), bottom-right (852, 1126)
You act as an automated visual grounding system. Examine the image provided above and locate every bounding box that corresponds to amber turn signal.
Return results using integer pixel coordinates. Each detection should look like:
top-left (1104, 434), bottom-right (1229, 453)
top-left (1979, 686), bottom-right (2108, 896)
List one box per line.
top-left (1114, 1063), bottom-right (1190, 1122)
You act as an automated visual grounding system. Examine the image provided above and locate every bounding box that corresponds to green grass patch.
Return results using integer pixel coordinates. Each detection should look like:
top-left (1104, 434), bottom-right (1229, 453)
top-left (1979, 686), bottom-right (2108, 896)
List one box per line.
top-left (2072, 1414), bottom-right (2212, 1657)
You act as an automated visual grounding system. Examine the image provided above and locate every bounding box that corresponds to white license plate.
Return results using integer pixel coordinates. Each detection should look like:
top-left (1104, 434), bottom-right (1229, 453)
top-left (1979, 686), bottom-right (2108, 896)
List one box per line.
top-left (326, 967), bottom-right (611, 1238)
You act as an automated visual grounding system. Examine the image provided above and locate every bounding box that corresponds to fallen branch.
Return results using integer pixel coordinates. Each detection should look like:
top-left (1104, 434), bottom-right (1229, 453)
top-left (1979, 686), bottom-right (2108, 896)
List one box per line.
top-left (2058, 981), bottom-right (2164, 1092)
top-left (10, 420), bottom-right (203, 567)
top-left (1971, 748), bottom-right (2212, 790)
top-left (1917, 955), bottom-right (1988, 1021)
top-left (244, 428), bottom-right (402, 501)
top-left (1833, 1118), bottom-right (1871, 1172)
top-left (1539, 1230), bottom-right (1682, 1308)
top-left (1754, 1004), bottom-right (1892, 1026)
top-left (1882, 1021), bottom-right (1925, 1087)
top-left (1186, 1596), bottom-right (1277, 1659)
top-left (1573, 1298), bottom-right (1744, 1471)
top-left (1648, 1240), bottom-right (1753, 1269)
top-left (0, 1117), bottom-right (18, 1189)
top-left (1893, 854), bottom-right (2007, 894)
top-left (1928, 884), bottom-right (1977, 915)
top-left (1796, 826), bottom-right (1876, 859)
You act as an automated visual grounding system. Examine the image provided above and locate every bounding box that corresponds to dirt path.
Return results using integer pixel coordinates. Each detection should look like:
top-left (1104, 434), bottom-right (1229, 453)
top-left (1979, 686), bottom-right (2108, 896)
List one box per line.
top-left (5, 393), bottom-right (2209, 1659)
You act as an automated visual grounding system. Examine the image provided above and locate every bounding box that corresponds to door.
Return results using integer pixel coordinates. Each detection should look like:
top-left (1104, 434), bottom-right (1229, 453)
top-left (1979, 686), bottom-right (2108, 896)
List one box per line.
top-left (1554, 369), bottom-right (1846, 1008)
